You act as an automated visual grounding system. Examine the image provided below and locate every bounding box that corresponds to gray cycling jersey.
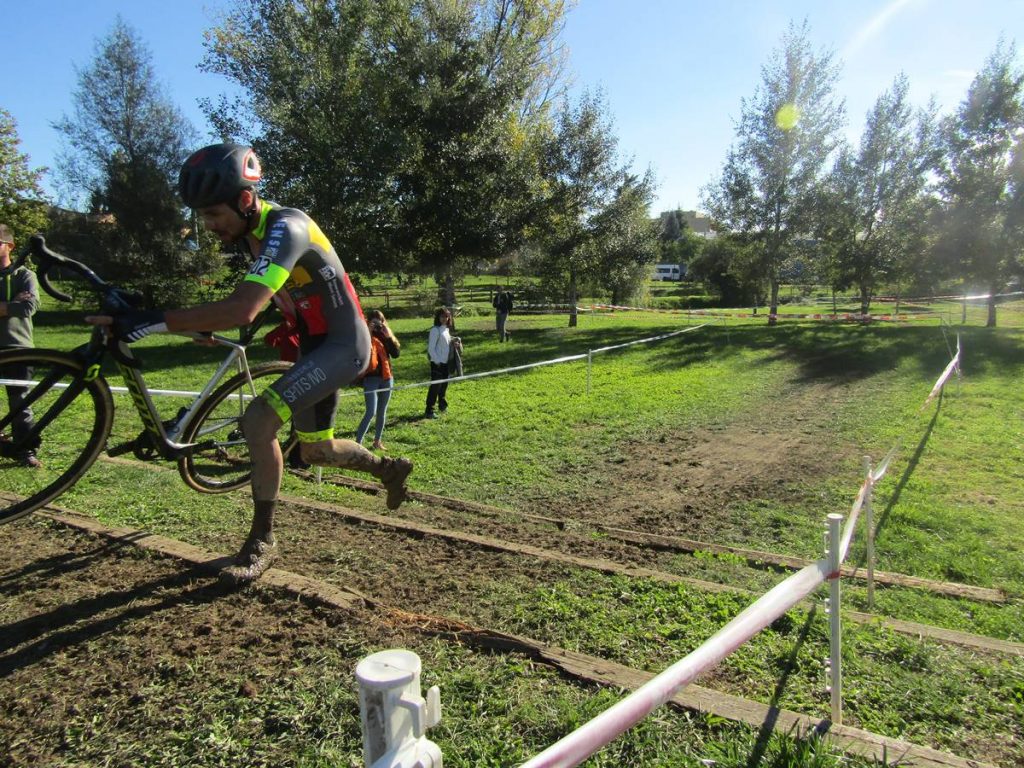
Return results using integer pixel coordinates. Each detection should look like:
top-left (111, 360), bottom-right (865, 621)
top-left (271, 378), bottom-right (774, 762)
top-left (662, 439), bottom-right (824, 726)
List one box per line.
top-left (242, 202), bottom-right (370, 439)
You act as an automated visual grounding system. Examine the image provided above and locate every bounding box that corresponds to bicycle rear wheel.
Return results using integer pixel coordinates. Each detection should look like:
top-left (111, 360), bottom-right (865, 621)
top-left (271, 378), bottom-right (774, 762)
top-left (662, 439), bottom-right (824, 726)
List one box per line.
top-left (0, 348), bottom-right (114, 524)
top-left (177, 361), bottom-right (297, 493)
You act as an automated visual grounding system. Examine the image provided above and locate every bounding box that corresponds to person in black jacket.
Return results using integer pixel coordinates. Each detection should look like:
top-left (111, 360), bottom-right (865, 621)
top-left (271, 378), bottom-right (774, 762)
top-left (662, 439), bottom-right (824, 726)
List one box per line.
top-left (0, 224), bottom-right (41, 468)
top-left (492, 289), bottom-right (513, 342)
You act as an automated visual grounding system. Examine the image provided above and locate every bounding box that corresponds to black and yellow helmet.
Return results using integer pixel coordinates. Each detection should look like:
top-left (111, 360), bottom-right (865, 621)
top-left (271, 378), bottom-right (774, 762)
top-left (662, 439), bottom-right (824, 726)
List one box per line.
top-left (178, 143), bottom-right (262, 209)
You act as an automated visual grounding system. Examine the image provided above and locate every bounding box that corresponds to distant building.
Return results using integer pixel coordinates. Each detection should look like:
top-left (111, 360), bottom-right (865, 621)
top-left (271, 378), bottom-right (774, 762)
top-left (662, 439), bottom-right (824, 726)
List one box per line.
top-left (656, 209), bottom-right (715, 239)
top-left (681, 210), bottom-right (714, 238)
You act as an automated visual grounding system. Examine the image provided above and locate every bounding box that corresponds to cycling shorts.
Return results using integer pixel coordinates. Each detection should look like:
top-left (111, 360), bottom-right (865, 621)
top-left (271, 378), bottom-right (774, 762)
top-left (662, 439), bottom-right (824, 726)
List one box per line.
top-left (264, 329), bottom-right (370, 441)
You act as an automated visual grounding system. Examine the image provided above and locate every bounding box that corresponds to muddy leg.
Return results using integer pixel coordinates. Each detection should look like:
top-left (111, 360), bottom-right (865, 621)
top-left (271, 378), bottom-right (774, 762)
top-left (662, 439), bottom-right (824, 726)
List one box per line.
top-left (302, 439), bottom-right (413, 510)
top-left (220, 399), bottom-right (284, 587)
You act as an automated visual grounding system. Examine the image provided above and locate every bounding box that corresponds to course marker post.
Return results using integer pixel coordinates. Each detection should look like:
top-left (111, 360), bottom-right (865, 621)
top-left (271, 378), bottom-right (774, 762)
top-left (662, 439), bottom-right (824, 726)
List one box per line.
top-left (826, 513), bottom-right (843, 724)
top-left (586, 350), bottom-right (593, 395)
top-left (355, 649), bottom-right (442, 768)
top-left (864, 456), bottom-right (875, 611)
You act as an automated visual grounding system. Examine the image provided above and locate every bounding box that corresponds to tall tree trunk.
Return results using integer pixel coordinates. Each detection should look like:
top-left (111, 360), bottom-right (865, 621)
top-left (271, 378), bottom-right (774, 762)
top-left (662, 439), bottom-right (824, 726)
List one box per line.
top-left (568, 271), bottom-right (578, 328)
top-left (860, 284), bottom-right (870, 316)
top-left (437, 269), bottom-right (457, 331)
top-left (987, 284), bottom-right (998, 327)
top-left (768, 278), bottom-right (779, 326)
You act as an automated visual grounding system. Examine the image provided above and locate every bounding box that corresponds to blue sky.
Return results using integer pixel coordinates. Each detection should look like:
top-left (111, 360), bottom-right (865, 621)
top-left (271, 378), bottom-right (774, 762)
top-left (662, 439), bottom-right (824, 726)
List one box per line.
top-left (5, 1), bottom-right (1023, 215)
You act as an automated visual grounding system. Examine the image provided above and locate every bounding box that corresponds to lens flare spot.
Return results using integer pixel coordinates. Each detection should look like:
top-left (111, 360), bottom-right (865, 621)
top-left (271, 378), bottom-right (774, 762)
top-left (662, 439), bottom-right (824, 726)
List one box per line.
top-left (775, 103), bottom-right (800, 131)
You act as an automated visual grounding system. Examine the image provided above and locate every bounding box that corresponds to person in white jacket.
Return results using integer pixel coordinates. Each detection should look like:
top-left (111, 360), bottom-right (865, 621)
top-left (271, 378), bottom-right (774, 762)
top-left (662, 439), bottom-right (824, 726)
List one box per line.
top-left (425, 307), bottom-right (452, 418)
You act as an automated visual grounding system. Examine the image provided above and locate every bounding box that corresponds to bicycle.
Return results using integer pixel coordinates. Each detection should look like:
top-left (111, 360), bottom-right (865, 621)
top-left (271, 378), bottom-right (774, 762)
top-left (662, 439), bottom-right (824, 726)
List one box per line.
top-left (0, 235), bottom-right (297, 524)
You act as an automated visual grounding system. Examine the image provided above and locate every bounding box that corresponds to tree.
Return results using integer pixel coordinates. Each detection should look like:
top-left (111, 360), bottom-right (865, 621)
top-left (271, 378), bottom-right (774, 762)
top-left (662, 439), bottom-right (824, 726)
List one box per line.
top-left (815, 76), bottom-right (940, 313)
top-left (202, 0), bottom-right (569, 297)
top-left (0, 110), bottom-right (49, 243)
top-left (53, 18), bottom-right (206, 306)
top-left (533, 91), bottom-right (631, 326)
top-left (937, 42), bottom-right (1024, 327)
top-left (702, 21), bottom-right (844, 324)
top-left (689, 233), bottom-right (762, 307)
top-left (592, 172), bottom-right (659, 304)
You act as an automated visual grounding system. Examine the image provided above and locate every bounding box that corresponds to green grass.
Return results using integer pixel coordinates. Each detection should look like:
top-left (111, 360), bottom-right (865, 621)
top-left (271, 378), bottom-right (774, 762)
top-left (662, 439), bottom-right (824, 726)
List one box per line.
top-left (8, 295), bottom-right (1024, 766)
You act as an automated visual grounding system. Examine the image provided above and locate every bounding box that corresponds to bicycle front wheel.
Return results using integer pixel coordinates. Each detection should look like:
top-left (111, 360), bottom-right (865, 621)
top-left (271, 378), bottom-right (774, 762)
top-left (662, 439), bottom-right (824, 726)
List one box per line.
top-left (177, 361), bottom-right (297, 493)
top-left (0, 348), bottom-right (114, 524)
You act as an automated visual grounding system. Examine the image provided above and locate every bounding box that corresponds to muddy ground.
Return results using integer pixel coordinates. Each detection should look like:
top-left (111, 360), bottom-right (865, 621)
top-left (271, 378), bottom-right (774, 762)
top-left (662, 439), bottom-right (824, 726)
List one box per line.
top-left (3, 376), bottom-right (1010, 766)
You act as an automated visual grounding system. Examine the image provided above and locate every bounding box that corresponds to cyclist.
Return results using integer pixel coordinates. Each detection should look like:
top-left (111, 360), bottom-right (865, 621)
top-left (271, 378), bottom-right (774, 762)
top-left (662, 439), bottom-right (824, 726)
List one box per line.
top-left (86, 143), bottom-right (413, 586)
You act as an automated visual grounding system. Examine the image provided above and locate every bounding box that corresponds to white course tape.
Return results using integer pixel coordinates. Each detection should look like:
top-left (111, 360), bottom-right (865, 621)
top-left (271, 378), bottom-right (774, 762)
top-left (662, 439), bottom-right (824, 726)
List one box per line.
top-left (1, 324), bottom-right (709, 403)
top-left (520, 559), bottom-right (833, 768)
top-left (342, 324), bottom-right (709, 399)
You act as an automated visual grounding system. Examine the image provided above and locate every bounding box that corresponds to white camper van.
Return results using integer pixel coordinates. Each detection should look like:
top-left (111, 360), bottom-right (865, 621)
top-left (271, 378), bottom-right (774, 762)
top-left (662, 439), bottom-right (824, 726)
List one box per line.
top-left (652, 264), bottom-right (682, 281)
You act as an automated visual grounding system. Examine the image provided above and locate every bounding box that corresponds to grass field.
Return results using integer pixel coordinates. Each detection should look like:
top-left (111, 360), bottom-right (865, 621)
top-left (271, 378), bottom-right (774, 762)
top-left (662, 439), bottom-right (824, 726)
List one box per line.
top-left (1, 293), bottom-right (1022, 766)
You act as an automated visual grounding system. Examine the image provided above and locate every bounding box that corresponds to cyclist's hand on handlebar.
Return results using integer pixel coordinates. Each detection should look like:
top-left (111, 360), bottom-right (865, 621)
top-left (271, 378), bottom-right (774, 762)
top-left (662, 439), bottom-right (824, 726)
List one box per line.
top-left (86, 310), bottom-right (167, 343)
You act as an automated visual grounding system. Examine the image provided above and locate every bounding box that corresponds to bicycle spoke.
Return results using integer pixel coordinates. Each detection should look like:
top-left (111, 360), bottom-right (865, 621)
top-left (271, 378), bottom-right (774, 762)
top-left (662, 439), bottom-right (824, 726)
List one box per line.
top-left (0, 350), bottom-right (112, 523)
top-left (179, 362), bottom-right (295, 493)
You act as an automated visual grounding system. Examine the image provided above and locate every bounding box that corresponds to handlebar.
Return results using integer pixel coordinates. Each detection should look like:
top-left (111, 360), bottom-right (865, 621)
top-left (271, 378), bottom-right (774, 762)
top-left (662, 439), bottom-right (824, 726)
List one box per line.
top-left (27, 234), bottom-right (144, 314)
top-left (22, 233), bottom-right (272, 349)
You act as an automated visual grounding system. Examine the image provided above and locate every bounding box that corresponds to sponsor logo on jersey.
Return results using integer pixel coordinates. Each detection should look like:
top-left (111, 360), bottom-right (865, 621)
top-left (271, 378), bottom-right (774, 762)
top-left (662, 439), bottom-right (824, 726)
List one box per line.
top-left (318, 265), bottom-right (337, 281)
top-left (248, 255), bottom-right (272, 277)
top-left (281, 365), bottom-right (329, 404)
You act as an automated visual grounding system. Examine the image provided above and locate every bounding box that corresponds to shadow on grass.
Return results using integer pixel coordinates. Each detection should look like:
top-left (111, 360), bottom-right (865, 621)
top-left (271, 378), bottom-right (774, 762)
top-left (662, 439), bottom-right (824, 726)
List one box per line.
top-left (35, 308), bottom-right (1023, 390)
top-left (745, 606), bottom-right (827, 767)
top-left (870, 390), bottom-right (943, 545)
top-left (0, 537), bottom-right (125, 597)
top-left (0, 542), bottom-right (225, 678)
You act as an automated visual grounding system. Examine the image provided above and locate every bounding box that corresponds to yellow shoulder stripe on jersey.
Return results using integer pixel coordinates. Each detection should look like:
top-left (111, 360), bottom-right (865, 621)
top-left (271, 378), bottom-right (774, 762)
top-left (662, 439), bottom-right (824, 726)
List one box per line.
top-left (307, 219), bottom-right (332, 252)
top-left (252, 201), bottom-right (273, 240)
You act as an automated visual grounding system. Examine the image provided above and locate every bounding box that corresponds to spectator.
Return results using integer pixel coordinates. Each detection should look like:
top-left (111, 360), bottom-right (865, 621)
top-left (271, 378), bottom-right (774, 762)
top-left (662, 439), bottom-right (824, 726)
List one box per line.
top-left (492, 288), bottom-right (514, 342)
top-left (0, 224), bottom-right (41, 468)
top-left (356, 309), bottom-right (400, 450)
top-left (425, 307), bottom-right (451, 419)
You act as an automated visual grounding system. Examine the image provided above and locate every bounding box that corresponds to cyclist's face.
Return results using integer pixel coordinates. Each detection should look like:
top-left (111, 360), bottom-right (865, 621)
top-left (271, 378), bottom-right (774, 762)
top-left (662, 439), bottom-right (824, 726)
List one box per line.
top-left (198, 203), bottom-right (247, 244)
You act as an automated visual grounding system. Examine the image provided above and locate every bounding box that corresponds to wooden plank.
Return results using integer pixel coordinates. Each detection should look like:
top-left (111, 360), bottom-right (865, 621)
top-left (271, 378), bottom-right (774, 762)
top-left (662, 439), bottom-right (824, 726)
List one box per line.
top-left (280, 494), bottom-right (1024, 657)
top-left (423, 627), bottom-right (998, 768)
top-left (34, 510), bottom-right (1003, 768)
top-left (307, 470), bottom-right (1006, 603)
top-left (281, 493), bottom-right (743, 595)
top-left (39, 509), bottom-right (369, 611)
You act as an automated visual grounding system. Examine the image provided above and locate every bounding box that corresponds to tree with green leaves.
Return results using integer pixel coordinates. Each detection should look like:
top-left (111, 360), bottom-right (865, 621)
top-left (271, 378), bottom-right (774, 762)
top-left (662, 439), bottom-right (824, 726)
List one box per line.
top-left (815, 75), bottom-right (940, 313)
top-left (0, 110), bottom-right (49, 243)
top-left (688, 233), bottom-right (762, 308)
top-left (202, 0), bottom-right (569, 300)
top-left (592, 171), bottom-right (659, 305)
top-left (702, 21), bottom-right (844, 323)
top-left (937, 42), bottom-right (1024, 327)
top-left (53, 17), bottom-right (207, 306)
top-left (533, 91), bottom-right (632, 326)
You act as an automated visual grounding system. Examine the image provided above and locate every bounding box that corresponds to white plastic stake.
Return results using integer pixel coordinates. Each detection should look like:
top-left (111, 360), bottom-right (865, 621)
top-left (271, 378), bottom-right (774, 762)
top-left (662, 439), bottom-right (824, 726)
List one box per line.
top-left (864, 456), bottom-right (875, 611)
top-left (827, 513), bottom-right (843, 724)
top-left (356, 649), bottom-right (443, 768)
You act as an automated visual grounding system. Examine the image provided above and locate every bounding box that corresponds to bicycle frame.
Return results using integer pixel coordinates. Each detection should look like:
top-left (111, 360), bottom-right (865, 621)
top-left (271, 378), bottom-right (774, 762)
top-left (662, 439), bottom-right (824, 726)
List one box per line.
top-left (2, 325), bottom-right (265, 461)
top-left (110, 330), bottom-right (261, 456)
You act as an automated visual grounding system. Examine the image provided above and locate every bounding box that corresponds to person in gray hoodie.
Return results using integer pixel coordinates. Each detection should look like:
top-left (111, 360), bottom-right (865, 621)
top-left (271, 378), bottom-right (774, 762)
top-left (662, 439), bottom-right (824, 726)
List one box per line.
top-left (0, 224), bottom-right (41, 467)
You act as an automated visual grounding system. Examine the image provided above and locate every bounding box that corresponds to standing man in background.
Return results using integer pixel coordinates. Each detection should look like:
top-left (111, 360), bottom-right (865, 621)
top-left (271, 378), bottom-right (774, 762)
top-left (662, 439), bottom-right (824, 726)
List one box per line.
top-left (0, 224), bottom-right (41, 468)
top-left (492, 288), bottom-right (514, 342)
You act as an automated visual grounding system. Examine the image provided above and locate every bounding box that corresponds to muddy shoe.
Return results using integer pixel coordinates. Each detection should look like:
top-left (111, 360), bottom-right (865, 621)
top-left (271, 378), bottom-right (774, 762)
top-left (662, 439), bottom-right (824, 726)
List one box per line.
top-left (380, 457), bottom-right (413, 510)
top-left (220, 536), bottom-right (278, 587)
